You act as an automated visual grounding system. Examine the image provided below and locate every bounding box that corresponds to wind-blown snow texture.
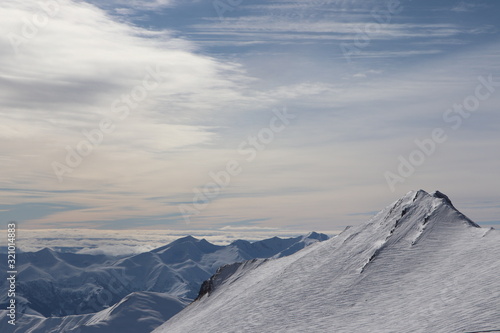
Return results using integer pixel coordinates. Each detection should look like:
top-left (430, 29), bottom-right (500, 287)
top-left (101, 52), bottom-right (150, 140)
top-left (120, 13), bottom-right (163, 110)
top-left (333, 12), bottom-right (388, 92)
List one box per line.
top-left (0, 233), bottom-right (327, 332)
top-left (156, 190), bottom-right (500, 333)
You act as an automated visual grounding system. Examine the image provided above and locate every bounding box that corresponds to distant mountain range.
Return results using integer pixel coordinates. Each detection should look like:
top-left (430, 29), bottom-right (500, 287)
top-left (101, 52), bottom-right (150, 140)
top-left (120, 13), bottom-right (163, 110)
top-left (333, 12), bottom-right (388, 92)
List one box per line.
top-left (0, 232), bottom-right (328, 332)
top-left (155, 190), bottom-right (500, 333)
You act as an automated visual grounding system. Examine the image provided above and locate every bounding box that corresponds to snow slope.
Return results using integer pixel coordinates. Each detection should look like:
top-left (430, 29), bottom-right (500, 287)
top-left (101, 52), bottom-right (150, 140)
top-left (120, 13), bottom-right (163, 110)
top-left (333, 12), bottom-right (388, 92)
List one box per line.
top-left (155, 190), bottom-right (500, 333)
top-left (0, 233), bottom-right (328, 332)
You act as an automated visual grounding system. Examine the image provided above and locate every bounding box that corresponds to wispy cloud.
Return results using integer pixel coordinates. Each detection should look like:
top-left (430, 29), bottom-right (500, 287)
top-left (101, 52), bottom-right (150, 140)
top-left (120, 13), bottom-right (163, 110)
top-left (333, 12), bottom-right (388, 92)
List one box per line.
top-left (192, 19), bottom-right (462, 42)
top-left (451, 1), bottom-right (487, 12)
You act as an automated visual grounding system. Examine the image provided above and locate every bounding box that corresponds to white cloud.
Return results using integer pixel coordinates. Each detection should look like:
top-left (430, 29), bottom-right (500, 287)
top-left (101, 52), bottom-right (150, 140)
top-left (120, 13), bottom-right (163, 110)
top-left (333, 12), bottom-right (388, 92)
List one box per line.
top-left (353, 73), bottom-right (366, 78)
top-left (0, 228), bottom-right (337, 255)
top-left (0, 0), bottom-right (260, 225)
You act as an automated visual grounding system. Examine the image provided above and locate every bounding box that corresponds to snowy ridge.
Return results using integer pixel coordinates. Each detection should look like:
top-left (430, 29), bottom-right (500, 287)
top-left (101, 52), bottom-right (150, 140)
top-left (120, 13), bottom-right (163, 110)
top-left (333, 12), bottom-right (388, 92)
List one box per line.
top-left (155, 190), bottom-right (500, 333)
top-left (196, 259), bottom-right (268, 301)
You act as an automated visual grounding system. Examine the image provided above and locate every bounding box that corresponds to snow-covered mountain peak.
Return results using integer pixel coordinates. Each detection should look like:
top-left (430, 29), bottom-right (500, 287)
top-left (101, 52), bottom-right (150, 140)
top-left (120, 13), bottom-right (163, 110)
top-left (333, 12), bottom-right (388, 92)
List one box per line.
top-left (24, 247), bottom-right (60, 268)
top-left (303, 231), bottom-right (329, 241)
top-left (151, 235), bottom-right (221, 257)
top-left (326, 189), bottom-right (485, 275)
top-left (155, 192), bottom-right (500, 333)
top-left (151, 235), bottom-right (200, 251)
top-left (371, 189), bottom-right (479, 233)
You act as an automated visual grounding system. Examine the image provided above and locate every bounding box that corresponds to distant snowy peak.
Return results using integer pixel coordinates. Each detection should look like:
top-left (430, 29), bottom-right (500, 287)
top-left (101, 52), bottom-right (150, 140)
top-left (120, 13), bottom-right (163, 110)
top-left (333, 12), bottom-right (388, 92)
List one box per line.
top-left (274, 232), bottom-right (329, 258)
top-left (228, 233), bottom-right (329, 260)
top-left (303, 231), bottom-right (329, 240)
top-left (151, 236), bottom-right (221, 255)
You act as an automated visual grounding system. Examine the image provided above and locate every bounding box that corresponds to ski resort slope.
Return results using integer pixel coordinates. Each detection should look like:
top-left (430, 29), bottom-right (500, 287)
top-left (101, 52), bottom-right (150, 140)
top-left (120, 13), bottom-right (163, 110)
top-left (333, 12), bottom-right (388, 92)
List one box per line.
top-left (155, 190), bottom-right (500, 333)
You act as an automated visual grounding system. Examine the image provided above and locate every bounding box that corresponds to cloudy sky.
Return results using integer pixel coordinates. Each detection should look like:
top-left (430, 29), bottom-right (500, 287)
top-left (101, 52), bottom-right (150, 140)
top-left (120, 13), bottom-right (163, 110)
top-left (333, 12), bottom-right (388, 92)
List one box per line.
top-left (1, 0), bottom-right (499, 239)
